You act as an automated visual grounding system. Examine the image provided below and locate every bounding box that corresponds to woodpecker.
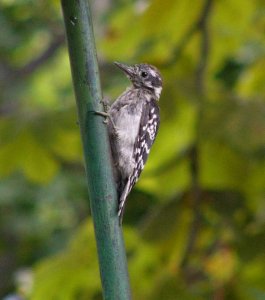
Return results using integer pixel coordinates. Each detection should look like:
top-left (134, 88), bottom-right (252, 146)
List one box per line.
top-left (102, 62), bottom-right (162, 224)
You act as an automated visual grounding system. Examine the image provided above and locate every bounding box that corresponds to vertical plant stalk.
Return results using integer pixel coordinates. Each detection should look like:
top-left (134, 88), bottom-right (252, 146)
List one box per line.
top-left (61, 1), bottom-right (131, 299)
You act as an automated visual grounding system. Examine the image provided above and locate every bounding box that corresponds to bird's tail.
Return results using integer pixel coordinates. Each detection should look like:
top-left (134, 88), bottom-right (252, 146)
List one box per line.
top-left (118, 179), bottom-right (132, 225)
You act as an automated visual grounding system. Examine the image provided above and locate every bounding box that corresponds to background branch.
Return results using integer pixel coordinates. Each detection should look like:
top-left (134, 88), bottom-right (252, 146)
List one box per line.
top-left (0, 34), bottom-right (65, 83)
top-left (195, 0), bottom-right (213, 95)
top-left (180, 0), bottom-right (213, 271)
top-left (16, 34), bottom-right (65, 78)
top-left (163, 0), bottom-right (213, 67)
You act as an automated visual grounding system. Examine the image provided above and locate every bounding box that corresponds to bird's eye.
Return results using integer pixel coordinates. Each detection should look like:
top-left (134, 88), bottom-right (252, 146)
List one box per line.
top-left (141, 71), bottom-right (148, 78)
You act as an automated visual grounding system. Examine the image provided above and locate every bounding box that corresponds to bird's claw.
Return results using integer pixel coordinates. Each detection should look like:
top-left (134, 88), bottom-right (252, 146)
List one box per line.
top-left (100, 97), bottom-right (111, 113)
top-left (95, 111), bottom-right (110, 124)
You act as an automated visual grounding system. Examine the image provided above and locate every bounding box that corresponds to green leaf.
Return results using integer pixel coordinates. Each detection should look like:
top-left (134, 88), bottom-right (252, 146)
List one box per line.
top-left (0, 130), bottom-right (59, 183)
top-left (31, 221), bottom-right (101, 300)
top-left (101, 0), bottom-right (204, 62)
top-left (200, 141), bottom-right (248, 190)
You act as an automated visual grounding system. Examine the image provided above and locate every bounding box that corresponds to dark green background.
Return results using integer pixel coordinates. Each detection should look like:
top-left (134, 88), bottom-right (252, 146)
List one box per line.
top-left (0, 0), bottom-right (264, 299)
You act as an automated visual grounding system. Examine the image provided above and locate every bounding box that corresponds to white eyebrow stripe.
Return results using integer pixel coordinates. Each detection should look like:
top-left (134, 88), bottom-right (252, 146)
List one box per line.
top-left (149, 69), bottom-right (157, 77)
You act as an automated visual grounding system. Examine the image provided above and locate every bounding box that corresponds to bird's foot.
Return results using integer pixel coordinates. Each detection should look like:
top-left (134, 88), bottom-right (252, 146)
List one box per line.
top-left (100, 97), bottom-right (111, 113)
top-left (95, 111), bottom-right (110, 124)
top-left (95, 97), bottom-right (112, 124)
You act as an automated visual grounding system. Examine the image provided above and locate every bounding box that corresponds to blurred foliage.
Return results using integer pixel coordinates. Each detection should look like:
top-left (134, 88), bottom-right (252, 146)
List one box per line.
top-left (0, 0), bottom-right (264, 299)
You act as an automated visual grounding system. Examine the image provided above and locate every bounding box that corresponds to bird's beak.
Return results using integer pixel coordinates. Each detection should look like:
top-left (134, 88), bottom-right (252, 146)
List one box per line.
top-left (114, 62), bottom-right (134, 77)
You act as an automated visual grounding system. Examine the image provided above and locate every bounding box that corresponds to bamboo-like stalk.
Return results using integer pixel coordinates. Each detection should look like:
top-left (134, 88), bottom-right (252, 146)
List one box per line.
top-left (61, 1), bottom-right (131, 299)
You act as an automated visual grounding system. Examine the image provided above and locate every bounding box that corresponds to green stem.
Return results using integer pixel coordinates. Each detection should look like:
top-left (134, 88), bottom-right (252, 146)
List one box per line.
top-left (61, 1), bottom-right (131, 299)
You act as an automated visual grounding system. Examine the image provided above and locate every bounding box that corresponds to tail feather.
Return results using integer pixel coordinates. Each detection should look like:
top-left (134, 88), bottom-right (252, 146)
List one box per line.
top-left (118, 179), bottom-right (132, 225)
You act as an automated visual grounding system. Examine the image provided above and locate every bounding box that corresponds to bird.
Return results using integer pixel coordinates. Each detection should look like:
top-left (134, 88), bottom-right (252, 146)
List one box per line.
top-left (102, 62), bottom-right (162, 224)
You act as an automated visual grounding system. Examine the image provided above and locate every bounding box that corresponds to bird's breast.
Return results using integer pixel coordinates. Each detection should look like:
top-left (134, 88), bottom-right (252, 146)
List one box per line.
top-left (115, 104), bottom-right (142, 150)
top-left (111, 102), bottom-right (143, 177)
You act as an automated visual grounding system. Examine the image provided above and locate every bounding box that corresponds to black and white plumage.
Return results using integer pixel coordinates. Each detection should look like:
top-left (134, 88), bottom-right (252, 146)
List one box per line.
top-left (107, 62), bottom-right (162, 224)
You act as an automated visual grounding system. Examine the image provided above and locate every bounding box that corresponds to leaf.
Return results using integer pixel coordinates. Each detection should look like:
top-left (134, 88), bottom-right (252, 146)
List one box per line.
top-left (203, 247), bottom-right (238, 285)
top-left (200, 141), bottom-right (248, 190)
top-left (49, 128), bottom-right (82, 161)
top-left (138, 158), bottom-right (190, 198)
top-left (31, 221), bottom-right (101, 300)
top-left (101, 0), bottom-right (204, 62)
top-left (0, 130), bottom-right (59, 184)
top-left (208, 0), bottom-right (256, 76)
top-left (201, 100), bottom-right (265, 155)
top-left (236, 58), bottom-right (265, 99)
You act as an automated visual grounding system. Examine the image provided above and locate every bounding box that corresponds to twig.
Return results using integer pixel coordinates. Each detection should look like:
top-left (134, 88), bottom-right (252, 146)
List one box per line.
top-left (16, 34), bottom-right (65, 78)
top-left (163, 0), bottom-right (213, 68)
top-left (180, 0), bottom-right (213, 271)
top-left (195, 0), bottom-right (213, 95)
top-left (1, 34), bottom-right (65, 82)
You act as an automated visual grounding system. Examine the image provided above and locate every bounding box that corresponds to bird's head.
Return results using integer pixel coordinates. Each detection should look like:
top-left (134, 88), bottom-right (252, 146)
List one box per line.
top-left (114, 62), bottom-right (163, 100)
